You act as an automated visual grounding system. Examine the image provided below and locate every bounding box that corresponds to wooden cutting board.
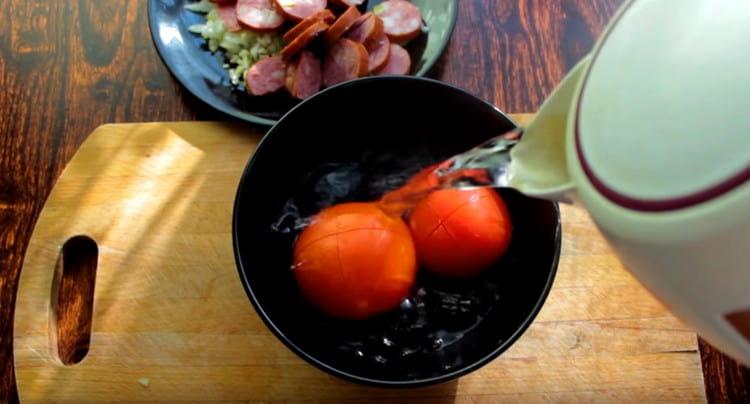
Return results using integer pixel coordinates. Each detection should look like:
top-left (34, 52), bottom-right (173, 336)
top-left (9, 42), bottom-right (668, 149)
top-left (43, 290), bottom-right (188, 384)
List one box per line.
top-left (14, 120), bottom-right (706, 402)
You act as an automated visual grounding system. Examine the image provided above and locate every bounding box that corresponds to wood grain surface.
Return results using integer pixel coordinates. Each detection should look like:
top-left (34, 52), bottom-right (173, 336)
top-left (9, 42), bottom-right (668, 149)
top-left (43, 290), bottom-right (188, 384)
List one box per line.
top-left (13, 121), bottom-right (704, 402)
top-left (0, 0), bottom-right (747, 402)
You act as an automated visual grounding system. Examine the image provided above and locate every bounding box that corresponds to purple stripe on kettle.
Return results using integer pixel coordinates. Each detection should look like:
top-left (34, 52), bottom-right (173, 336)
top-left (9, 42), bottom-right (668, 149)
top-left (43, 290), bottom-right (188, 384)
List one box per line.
top-left (572, 0), bottom-right (749, 212)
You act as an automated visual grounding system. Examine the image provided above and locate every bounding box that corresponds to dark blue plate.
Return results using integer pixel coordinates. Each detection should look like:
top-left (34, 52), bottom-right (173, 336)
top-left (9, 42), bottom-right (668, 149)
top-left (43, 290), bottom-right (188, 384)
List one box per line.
top-left (148, 0), bottom-right (458, 125)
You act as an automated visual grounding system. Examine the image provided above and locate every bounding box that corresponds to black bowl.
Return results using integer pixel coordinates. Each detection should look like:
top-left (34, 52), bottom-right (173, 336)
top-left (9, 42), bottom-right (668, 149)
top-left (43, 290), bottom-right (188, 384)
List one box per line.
top-left (233, 76), bottom-right (560, 387)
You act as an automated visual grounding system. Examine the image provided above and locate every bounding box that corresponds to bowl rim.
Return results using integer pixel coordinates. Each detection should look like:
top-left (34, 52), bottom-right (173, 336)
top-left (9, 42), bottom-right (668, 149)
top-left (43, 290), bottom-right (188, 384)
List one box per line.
top-left (147, 0), bottom-right (459, 126)
top-left (232, 75), bottom-right (562, 387)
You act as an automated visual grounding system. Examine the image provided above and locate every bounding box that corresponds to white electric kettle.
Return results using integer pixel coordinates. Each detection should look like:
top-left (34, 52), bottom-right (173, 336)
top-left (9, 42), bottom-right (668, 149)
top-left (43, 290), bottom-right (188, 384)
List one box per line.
top-left (508, 0), bottom-right (750, 365)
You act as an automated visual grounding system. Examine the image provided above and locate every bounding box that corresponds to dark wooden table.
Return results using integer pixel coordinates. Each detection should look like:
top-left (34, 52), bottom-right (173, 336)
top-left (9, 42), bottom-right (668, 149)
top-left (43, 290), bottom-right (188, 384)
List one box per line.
top-left (0, 1), bottom-right (748, 402)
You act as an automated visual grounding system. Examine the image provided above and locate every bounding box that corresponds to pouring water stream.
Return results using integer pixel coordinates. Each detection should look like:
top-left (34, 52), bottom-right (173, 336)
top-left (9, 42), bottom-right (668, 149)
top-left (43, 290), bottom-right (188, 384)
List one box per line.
top-left (379, 57), bottom-right (590, 216)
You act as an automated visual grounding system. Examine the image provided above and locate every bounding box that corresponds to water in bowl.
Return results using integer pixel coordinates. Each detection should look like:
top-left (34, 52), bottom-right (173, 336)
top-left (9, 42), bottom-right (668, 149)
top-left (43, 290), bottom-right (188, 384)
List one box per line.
top-left (268, 137), bottom-right (528, 378)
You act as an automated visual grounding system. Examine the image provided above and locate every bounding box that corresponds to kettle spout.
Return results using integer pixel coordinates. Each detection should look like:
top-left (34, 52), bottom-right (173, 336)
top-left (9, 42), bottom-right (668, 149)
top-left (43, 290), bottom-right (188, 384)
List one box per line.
top-left (509, 56), bottom-right (591, 203)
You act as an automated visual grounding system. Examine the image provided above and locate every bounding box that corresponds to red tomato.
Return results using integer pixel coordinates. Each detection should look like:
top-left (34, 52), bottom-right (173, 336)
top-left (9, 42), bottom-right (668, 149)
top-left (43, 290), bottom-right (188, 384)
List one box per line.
top-left (408, 188), bottom-right (512, 277)
top-left (293, 202), bottom-right (417, 319)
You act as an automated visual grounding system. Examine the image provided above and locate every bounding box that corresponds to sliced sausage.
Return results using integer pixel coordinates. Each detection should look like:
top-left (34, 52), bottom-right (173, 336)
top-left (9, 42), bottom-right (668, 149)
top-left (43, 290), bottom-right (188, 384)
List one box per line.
top-left (281, 20), bottom-right (328, 61)
top-left (345, 11), bottom-right (371, 37)
top-left (245, 56), bottom-right (287, 95)
top-left (283, 9), bottom-right (335, 42)
top-left (236, 0), bottom-right (284, 31)
top-left (374, 43), bottom-right (411, 75)
top-left (322, 6), bottom-right (361, 47)
top-left (329, 0), bottom-right (364, 7)
top-left (218, 3), bottom-right (242, 32)
top-left (366, 34), bottom-right (390, 73)
top-left (273, 0), bottom-right (327, 22)
top-left (345, 13), bottom-right (384, 45)
top-left (286, 51), bottom-right (322, 99)
top-left (322, 38), bottom-right (369, 87)
top-left (375, 0), bottom-right (423, 43)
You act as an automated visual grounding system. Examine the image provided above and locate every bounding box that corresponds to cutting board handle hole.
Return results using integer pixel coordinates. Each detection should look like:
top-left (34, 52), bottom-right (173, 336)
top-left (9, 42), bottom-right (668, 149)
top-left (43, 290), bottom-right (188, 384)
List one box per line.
top-left (50, 235), bottom-right (98, 366)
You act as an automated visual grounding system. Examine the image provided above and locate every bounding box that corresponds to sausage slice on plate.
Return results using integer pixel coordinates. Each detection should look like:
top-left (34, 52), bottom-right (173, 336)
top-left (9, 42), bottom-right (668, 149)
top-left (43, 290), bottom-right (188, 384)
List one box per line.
top-left (274, 0), bottom-right (327, 22)
top-left (245, 56), bottom-right (287, 95)
top-left (286, 51), bottom-right (322, 99)
top-left (366, 33), bottom-right (390, 73)
top-left (218, 3), bottom-right (243, 32)
top-left (322, 6), bottom-right (361, 47)
top-left (322, 38), bottom-right (368, 87)
top-left (283, 9), bottom-right (335, 42)
top-left (329, 0), bottom-right (364, 7)
top-left (374, 43), bottom-right (411, 75)
top-left (237, 0), bottom-right (284, 31)
top-left (375, 0), bottom-right (423, 43)
top-left (345, 12), bottom-right (384, 45)
top-left (281, 20), bottom-right (329, 61)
